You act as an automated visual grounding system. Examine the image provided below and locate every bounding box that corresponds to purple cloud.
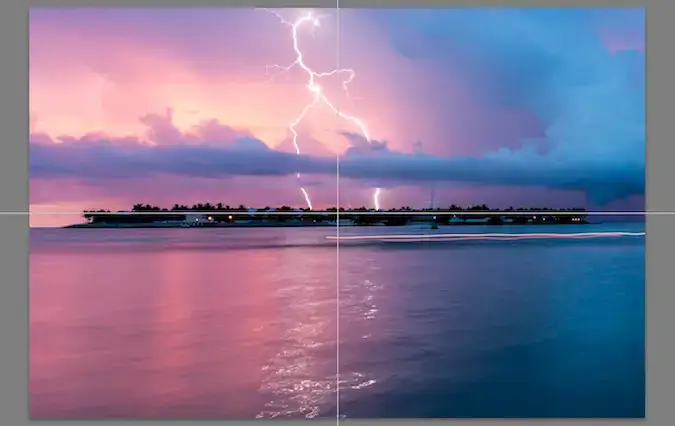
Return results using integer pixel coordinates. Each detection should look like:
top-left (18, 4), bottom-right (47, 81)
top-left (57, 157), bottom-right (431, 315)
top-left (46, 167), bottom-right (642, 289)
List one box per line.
top-left (30, 125), bottom-right (644, 206)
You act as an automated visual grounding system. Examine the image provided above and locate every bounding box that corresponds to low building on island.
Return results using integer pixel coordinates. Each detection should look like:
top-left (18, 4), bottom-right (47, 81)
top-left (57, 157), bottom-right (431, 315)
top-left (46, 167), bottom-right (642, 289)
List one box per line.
top-left (182, 214), bottom-right (216, 227)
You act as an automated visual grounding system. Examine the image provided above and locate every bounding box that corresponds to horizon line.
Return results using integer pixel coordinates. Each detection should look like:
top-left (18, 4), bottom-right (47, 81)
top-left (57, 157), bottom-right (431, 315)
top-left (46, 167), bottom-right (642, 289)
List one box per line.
top-left (15, 211), bottom-right (653, 216)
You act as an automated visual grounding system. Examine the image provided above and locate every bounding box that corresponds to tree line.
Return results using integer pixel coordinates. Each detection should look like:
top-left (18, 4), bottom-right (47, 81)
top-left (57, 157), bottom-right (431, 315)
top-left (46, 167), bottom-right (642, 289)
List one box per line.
top-left (82, 203), bottom-right (589, 226)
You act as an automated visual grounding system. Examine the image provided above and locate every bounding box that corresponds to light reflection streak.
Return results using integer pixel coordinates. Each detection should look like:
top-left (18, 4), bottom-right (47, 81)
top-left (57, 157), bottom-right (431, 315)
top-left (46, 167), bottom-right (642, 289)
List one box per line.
top-left (256, 274), bottom-right (336, 419)
top-left (336, 277), bottom-right (382, 406)
top-left (327, 231), bottom-right (645, 242)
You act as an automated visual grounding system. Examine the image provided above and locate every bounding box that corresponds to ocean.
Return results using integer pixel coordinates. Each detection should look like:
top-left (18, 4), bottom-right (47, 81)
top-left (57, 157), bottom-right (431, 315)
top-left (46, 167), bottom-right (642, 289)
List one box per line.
top-left (29, 223), bottom-right (645, 419)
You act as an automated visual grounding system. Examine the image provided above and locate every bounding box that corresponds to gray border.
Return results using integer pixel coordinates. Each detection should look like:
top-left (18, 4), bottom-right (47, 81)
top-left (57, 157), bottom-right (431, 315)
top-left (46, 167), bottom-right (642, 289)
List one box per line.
top-left (3, 0), bottom-right (668, 425)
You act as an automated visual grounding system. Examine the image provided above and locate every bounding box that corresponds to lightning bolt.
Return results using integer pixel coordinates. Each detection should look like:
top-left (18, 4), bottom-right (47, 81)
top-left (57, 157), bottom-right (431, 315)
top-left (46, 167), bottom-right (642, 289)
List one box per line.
top-left (260, 8), bottom-right (382, 210)
top-left (373, 187), bottom-right (381, 211)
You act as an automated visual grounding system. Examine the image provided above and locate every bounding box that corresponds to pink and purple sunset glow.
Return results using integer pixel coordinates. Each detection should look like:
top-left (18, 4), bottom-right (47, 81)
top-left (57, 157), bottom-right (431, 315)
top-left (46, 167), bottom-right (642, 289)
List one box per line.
top-left (29, 8), bottom-right (645, 227)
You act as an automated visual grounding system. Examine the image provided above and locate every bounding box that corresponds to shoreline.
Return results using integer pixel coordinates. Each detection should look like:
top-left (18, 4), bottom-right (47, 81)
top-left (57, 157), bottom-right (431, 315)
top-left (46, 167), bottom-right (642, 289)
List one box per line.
top-left (63, 222), bottom-right (336, 229)
top-left (63, 221), bottom-right (591, 229)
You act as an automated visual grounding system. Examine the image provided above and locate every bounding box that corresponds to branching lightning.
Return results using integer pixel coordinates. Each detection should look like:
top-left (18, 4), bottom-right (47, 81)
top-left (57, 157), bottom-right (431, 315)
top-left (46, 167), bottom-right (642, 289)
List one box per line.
top-left (260, 9), bottom-right (382, 210)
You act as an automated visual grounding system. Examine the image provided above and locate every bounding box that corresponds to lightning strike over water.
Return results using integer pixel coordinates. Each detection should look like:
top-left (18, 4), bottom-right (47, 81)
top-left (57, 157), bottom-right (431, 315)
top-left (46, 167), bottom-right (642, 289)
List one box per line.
top-left (261, 9), bottom-right (382, 210)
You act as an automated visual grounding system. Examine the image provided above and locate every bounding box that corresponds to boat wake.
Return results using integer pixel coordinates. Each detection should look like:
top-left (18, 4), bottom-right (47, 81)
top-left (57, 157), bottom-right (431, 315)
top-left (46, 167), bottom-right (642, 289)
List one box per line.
top-left (326, 231), bottom-right (645, 244)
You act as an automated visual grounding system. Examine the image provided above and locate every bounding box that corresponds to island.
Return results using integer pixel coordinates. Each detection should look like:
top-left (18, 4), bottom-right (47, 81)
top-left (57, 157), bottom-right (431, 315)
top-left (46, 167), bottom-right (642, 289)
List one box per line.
top-left (63, 203), bottom-right (591, 228)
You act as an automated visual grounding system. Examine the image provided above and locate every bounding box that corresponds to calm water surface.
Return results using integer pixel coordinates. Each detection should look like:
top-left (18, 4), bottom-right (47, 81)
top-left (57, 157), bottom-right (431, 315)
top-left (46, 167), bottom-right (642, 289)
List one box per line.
top-left (30, 223), bottom-right (645, 419)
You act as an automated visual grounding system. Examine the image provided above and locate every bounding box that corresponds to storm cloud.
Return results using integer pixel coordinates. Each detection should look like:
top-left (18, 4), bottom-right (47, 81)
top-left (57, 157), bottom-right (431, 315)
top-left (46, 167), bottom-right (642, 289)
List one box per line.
top-left (30, 125), bottom-right (644, 205)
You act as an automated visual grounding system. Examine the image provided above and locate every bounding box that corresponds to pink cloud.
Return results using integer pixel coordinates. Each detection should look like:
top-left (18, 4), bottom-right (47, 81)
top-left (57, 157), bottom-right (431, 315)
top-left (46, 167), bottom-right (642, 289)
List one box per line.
top-left (28, 9), bottom-right (645, 226)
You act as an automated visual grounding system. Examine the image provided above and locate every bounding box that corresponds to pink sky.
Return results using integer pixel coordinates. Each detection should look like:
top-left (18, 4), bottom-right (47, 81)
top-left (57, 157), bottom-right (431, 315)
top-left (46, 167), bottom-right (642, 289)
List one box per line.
top-left (29, 8), bottom-right (646, 227)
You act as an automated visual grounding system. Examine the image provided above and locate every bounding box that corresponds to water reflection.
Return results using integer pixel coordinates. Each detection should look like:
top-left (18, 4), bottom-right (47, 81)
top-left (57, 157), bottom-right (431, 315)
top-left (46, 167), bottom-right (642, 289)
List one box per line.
top-left (335, 236), bottom-right (645, 418)
top-left (30, 228), bottom-right (339, 419)
top-left (30, 226), bottom-right (645, 418)
top-left (337, 260), bottom-right (385, 404)
top-left (256, 273), bottom-right (338, 418)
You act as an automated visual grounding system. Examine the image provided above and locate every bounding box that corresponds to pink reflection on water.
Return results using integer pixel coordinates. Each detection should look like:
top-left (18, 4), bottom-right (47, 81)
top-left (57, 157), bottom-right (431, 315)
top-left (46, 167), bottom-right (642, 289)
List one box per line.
top-left (30, 230), bottom-right (338, 419)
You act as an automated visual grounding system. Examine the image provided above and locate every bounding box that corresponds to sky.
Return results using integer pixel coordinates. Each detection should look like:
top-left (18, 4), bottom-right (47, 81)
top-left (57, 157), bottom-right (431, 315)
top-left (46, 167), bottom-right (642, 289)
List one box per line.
top-left (29, 7), bottom-right (646, 227)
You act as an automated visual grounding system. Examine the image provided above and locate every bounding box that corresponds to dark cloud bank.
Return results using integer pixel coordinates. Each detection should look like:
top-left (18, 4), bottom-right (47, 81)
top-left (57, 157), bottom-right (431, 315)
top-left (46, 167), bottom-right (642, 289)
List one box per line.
top-left (30, 126), bottom-right (644, 206)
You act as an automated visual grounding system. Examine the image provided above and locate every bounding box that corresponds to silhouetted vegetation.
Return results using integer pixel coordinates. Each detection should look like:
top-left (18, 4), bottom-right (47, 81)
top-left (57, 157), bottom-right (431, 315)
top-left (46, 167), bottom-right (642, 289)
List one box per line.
top-left (81, 203), bottom-right (589, 226)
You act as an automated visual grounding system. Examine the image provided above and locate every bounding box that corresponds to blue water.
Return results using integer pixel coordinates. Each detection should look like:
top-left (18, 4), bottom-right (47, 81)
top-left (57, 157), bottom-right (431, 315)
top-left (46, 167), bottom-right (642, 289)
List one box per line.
top-left (30, 223), bottom-right (645, 418)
